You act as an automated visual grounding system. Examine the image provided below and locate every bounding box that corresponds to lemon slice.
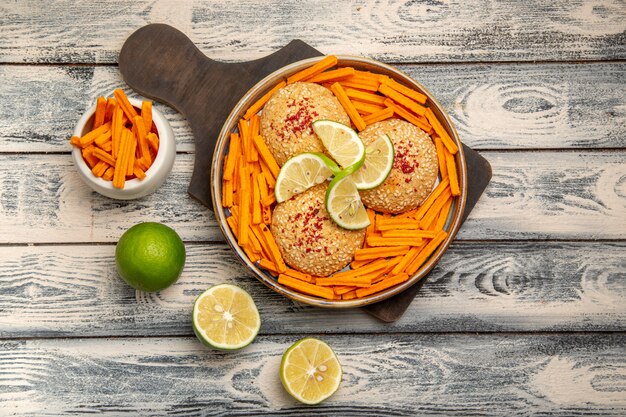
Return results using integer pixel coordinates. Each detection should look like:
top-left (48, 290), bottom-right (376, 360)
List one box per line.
top-left (192, 284), bottom-right (261, 350)
top-left (280, 338), bottom-right (342, 405)
top-left (352, 134), bottom-right (395, 190)
top-left (312, 120), bottom-right (365, 169)
top-left (274, 153), bottom-right (338, 203)
top-left (325, 171), bottom-right (370, 230)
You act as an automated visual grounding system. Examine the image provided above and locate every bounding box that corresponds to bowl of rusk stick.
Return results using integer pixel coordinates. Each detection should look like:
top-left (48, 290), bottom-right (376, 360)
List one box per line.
top-left (211, 55), bottom-right (467, 307)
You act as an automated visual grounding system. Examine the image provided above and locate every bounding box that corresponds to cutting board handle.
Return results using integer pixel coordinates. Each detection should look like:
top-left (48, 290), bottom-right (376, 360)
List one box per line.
top-left (119, 24), bottom-right (322, 208)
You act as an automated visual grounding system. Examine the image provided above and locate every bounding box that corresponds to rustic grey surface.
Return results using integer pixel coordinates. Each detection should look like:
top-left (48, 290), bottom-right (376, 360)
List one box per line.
top-left (0, 0), bottom-right (625, 415)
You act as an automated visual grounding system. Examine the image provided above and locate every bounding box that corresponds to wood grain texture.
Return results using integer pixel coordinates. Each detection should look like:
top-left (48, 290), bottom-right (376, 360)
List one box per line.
top-left (0, 151), bottom-right (624, 243)
top-left (1, 334), bottom-right (624, 416)
top-left (0, 242), bottom-right (623, 337)
top-left (1, 0), bottom-right (625, 64)
top-left (1, 63), bottom-right (625, 152)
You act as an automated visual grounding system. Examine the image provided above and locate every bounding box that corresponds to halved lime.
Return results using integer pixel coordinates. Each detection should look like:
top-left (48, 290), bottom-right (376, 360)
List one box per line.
top-left (352, 134), bottom-right (394, 190)
top-left (280, 338), bottom-right (342, 405)
top-left (312, 120), bottom-right (365, 169)
top-left (274, 153), bottom-right (338, 203)
top-left (192, 284), bottom-right (261, 350)
top-left (325, 171), bottom-right (370, 230)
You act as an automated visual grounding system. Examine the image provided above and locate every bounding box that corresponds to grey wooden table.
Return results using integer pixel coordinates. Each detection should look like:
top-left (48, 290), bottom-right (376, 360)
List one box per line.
top-left (1, 1), bottom-right (625, 415)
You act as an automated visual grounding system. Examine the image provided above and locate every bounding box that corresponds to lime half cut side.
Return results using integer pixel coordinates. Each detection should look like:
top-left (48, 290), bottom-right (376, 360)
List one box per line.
top-left (312, 120), bottom-right (365, 169)
top-left (192, 284), bottom-right (261, 350)
top-left (352, 134), bottom-right (394, 190)
top-left (280, 338), bottom-right (342, 405)
top-left (325, 171), bottom-right (370, 230)
top-left (274, 152), bottom-right (338, 203)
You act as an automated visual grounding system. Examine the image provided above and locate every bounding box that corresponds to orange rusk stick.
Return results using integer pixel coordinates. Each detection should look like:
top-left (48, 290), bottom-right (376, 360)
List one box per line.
top-left (342, 290), bottom-right (358, 300)
top-left (244, 81), bottom-right (287, 120)
top-left (126, 133), bottom-right (137, 176)
top-left (91, 160), bottom-right (108, 177)
top-left (258, 223), bottom-right (287, 272)
top-left (405, 231), bottom-right (448, 275)
top-left (257, 173), bottom-right (269, 201)
top-left (315, 276), bottom-right (372, 287)
top-left (246, 224), bottom-right (264, 254)
top-left (81, 146), bottom-right (99, 168)
top-left (434, 136), bottom-right (448, 179)
top-left (378, 84), bottom-right (426, 116)
top-left (250, 225), bottom-right (272, 260)
top-left (133, 116), bottom-right (151, 165)
top-left (278, 275), bottom-right (335, 300)
top-left (252, 174), bottom-right (262, 225)
top-left (375, 219), bottom-right (421, 231)
top-left (339, 79), bottom-right (379, 92)
top-left (352, 100), bottom-right (386, 115)
top-left (384, 99), bottom-right (432, 133)
top-left (419, 188), bottom-right (452, 230)
top-left (92, 147), bottom-right (116, 166)
top-left (445, 148), bottom-right (460, 196)
top-left (113, 88), bottom-right (139, 120)
top-left (287, 55), bottom-right (338, 84)
top-left (112, 129), bottom-right (131, 189)
top-left (93, 97), bottom-right (107, 129)
top-left (79, 121), bottom-right (111, 147)
top-left (252, 135), bottom-right (280, 178)
top-left (392, 245), bottom-right (422, 274)
top-left (334, 286), bottom-right (357, 295)
top-left (70, 136), bottom-right (81, 147)
top-left (363, 107), bottom-right (394, 125)
top-left (112, 105), bottom-right (123, 158)
top-left (261, 194), bottom-right (276, 208)
top-left (435, 197), bottom-right (453, 231)
top-left (306, 67), bottom-right (356, 83)
top-left (102, 167), bottom-right (114, 181)
top-left (353, 246), bottom-right (410, 261)
top-left (350, 258), bottom-right (373, 269)
top-left (260, 159), bottom-right (277, 186)
top-left (94, 130), bottom-right (112, 147)
top-left (344, 88), bottom-right (387, 105)
top-left (330, 82), bottom-right (367, 131)
top-left (258, 258), bottom-right (280, 275)
top-left (141, 101), bottom-right (153, 132)
top-left (380, 229), bottom-right (438, 239)
top-left (332, 258), bottom-right (388, 281)
top-left (380, 77), bottom-right (427, 104)
top-left (222, 178), bottom-right (234, 207)
top-left (223, 133), bottom-right (240, 181)
top-left (238, 118), bottom-right (252, 163)
top-left (283, 268), bottom-right (315, 283)
top-left (412, 177), bottom-right (450, 221)
top-left (226, 215), bottom-right (239, 240)
top-left (133, 163), bottom-right (146, 180)
top-left (147, 132), bottom-right (159, 154)
top-left (366, 236), bottom-right (423, 247)
top-left (105, 97), bottom-right (117, 121)
top-left (425, 108), bottom-right (458, 154)
top-left (355, 274), bottom-right (410, 298)
top-left (238, 166), bottom-right (250, 246)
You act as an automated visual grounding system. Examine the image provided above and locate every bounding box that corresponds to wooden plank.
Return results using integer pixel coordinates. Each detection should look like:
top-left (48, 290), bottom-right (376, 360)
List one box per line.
top-left (0, 154), bottom-right (218, 244)
top-left (1, 63), bottom-right (625, 152)
top-left (1, 1), bottom-right (625, 64)
top-left (0, 334), bottom-right (624, 415)
top-left (0, 66), bottom-right (194, 153)
top-left (0, 151), bottom-right (625, 243)
top-left (0, 242), bottom-right (623, 337)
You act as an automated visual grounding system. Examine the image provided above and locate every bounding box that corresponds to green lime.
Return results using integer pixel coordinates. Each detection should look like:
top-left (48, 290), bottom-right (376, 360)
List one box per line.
top-left (312, 120), bottom-right (366, 169)
top-left (274, 152), bottom-right (338, 203)
top-left (280, 338), bottom-right (342, 404)
top-left (352, 134), bottom-right (395, 190)
top-left (192, 284), bottom-right (261, 350)
top-left (325, 171), bottom-right (370, 230)
top-left (115, 222), bottom-right (186, 292)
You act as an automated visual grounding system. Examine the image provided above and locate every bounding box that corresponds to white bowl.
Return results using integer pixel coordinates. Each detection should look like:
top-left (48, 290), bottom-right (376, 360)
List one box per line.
top-left (72, 97), bottom-right (175, 200)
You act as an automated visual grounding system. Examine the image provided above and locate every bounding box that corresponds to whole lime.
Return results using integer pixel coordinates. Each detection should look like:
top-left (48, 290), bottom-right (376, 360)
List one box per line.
top-left (115, 222), bottom-right (186, 292)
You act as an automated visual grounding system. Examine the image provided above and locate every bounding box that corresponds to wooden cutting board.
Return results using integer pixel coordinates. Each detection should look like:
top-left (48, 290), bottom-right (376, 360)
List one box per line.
top-left (119, 24), bottom-right (492, 322)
